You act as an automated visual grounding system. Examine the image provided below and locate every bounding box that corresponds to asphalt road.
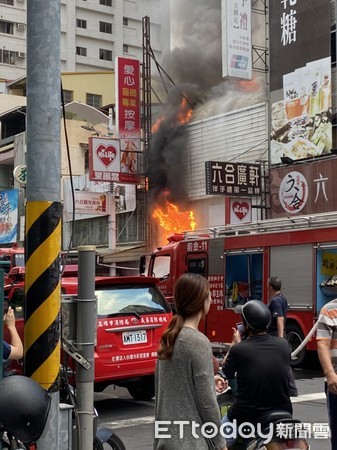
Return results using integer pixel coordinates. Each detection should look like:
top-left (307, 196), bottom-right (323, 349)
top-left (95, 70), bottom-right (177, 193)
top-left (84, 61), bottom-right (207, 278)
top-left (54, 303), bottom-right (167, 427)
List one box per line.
top-left (94, 355), bottom-right (330, 450)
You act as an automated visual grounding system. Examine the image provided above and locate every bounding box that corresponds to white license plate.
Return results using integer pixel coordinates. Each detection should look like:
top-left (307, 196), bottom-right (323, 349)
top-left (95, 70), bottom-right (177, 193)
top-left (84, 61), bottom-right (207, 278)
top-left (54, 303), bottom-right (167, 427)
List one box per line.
top-left (122, 330), bottom-right (147, 345)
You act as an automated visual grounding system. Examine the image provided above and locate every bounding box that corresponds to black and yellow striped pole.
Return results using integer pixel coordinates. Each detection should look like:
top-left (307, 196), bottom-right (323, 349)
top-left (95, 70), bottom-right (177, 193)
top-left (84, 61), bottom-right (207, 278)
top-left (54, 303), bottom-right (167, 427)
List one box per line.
top-left (25, 0), bottom-right (61, 447)
top-left (25, 203), bottom-right (61, 390)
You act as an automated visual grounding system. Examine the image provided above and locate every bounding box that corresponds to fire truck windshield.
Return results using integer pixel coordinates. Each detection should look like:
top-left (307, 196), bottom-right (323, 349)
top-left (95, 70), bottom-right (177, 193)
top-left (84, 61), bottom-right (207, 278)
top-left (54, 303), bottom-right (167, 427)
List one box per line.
top-left (151, 255), bottom-right (170, 280)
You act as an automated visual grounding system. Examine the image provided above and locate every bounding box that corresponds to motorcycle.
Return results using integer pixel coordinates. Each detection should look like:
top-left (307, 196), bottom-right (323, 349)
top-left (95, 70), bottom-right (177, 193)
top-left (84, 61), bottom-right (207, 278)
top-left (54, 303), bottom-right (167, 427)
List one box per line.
top-left (217, 390), bottom-right (310, 449)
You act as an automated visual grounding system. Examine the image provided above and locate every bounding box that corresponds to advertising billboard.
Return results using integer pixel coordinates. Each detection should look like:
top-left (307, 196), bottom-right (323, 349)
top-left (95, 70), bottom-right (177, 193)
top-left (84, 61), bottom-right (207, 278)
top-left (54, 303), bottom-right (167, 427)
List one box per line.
top-left (269, 0), bottom-right (332, 165)
top-left (88, 137), bottom-right (141, 184)
top-left (270, 157), bottom-right (337, 217)
top-left (115, 57), bottom-right (141, 139)
top-left (221, 0), bottom-right (252, 80)
top-left (205, 161), bottom-right (261, 196)
top-left (0, 190), bottom-right (18, 244)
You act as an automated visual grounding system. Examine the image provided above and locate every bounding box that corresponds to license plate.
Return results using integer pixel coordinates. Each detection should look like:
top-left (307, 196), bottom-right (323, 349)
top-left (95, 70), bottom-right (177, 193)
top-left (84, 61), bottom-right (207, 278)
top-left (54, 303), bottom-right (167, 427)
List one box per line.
top-left (122, 330), bottom-right (147, 345)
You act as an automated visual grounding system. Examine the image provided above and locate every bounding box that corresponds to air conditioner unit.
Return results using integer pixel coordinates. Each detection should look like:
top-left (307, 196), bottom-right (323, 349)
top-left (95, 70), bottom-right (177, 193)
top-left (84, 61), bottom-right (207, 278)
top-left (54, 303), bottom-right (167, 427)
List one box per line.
top-left (17, 0), bottom-right (25, 2)
top-left (16, 23), bottom-right (26, 31)
top-left (16, 52), bottom-right (26, 59)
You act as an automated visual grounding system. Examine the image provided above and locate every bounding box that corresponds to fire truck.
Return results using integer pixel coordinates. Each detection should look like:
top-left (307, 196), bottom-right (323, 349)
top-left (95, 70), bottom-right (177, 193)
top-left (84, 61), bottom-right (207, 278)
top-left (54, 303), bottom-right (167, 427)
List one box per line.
top-left (141, 212), bottom-right (337, 367)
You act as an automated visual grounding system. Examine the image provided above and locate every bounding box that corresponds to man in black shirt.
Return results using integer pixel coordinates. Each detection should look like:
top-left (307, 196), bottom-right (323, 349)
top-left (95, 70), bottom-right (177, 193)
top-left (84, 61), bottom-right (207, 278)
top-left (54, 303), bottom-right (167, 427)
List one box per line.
top-left (222, 301), bottom-right (292, 446)
top-left (267, 276), bottom-right (288, 338)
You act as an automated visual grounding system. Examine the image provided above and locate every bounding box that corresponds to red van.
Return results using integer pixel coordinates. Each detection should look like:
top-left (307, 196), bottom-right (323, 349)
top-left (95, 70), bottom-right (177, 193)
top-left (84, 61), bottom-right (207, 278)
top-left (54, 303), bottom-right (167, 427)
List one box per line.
top-left (4, 271), bottom-right (172, 400)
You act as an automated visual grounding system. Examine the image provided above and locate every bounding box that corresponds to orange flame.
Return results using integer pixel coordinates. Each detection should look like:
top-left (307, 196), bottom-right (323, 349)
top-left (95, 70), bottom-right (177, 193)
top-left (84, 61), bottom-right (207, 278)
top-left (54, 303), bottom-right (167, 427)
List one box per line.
top-left (151, 97), bottom-right (193, 133)
top-left (238, 78), bottom-right (260, 92)
top-left (152, 201), bottom-right (196, 236)
top-left (151, 116), bottom-right (165, 134)
top-left (177, 98), bottom-right (193, 125)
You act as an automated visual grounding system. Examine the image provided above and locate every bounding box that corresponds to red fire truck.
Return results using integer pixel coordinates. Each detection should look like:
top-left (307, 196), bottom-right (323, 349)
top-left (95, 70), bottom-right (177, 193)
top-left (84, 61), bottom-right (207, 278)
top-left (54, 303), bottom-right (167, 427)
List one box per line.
top-left (142, 212), bottom-right (337, 367)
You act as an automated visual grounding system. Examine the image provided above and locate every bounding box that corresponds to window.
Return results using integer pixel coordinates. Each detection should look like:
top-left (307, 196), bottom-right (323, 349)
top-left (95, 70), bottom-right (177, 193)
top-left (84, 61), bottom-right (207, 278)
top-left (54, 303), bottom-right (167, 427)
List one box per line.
top-left (0, 0), bottom-right (14, 5)
top-left (123, 44), bottom-right (129, 53)
top-left (123, 17), bottom-right (128, 26)
top-left (0, 49), bottom-right (16, 65)
top-left (76, 46), bottom-right (87, 56)
top-left (100, 0), bottom-right (112, 5)
top-left (99, 48), bottom-right (112, 61)
top-left (99, 21), bottom-right (112, 34)
top-left (0, 20), bottom-right (14, 34)
top-left (86, 93), bottom-right (102, 109)
top-left (76, 19), bottom-right (87, 29)
top-left (187, 257), bottom-right (207, 277)
top-left (62, 90), bottom-right (73, 103)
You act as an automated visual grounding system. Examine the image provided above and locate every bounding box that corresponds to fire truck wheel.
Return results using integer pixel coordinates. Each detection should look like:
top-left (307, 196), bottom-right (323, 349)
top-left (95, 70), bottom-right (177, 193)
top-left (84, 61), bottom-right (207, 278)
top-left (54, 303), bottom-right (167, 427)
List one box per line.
top-left (127, 376), bottom-right (155, 401)
top-left (285, 323), bottom-right (306, 368)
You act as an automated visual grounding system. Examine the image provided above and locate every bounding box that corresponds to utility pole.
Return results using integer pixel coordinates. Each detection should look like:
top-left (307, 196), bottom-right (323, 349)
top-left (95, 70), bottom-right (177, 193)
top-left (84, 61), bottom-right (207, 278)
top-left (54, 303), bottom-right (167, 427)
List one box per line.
top-left (24, 0), bottom-right (61, 448)
top-left (76, 246), bottom-right (96, 450)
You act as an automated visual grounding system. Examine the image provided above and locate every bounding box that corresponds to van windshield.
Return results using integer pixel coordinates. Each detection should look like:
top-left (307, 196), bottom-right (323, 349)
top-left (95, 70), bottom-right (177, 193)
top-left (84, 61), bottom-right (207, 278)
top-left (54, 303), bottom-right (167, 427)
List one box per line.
top-left (96, 284), bottom-right (170, 318)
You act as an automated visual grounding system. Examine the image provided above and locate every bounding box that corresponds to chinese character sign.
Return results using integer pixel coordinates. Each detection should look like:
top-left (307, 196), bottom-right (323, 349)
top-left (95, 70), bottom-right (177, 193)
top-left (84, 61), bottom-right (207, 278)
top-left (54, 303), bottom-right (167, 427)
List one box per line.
top-left (205, 161), bottom-right (261, 196)
top-left (0, 190), bottom-right (18, 244)
top-left (68, 191), bottom-right (109, 216)
top-left (269, 0), bottom-right (332, 165)
top-left (270, 0), bottom-right (330, 91)
top-left (269, 158), bottom-right (337, 217)
top-left (89, 137), bottom-right (141, 184)
top-left (221, 0), bottom-right (252, 80)
top-left (115, 57), bottom-right (141, 139)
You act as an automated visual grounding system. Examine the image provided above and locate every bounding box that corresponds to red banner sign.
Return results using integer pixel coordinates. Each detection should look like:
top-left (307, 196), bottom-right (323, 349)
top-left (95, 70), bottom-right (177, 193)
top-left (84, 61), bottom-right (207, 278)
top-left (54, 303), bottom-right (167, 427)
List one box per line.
top-left (115, 57), bottom-right (141, 139)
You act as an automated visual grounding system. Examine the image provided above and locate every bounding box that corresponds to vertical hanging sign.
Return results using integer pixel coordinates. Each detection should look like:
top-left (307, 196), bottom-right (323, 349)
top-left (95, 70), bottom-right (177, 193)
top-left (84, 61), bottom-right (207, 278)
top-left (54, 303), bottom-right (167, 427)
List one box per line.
top-left (221, 0), bottom-right (252, 80)
top-left (115, 57), bottom-right (141, 139)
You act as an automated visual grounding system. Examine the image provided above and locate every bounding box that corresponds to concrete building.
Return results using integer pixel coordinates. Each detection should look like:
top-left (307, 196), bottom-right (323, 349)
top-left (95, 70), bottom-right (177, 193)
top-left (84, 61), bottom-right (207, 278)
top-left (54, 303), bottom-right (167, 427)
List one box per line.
top-left (0, 0), bottom-right (170, 82)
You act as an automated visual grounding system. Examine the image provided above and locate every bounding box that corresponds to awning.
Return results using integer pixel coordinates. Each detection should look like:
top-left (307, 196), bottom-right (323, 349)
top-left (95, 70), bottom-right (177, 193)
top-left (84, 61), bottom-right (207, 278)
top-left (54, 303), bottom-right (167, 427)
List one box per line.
top-left (98, 245), bottom-right (145, 264)
top-left (64, 101), bottom-right (109, 125)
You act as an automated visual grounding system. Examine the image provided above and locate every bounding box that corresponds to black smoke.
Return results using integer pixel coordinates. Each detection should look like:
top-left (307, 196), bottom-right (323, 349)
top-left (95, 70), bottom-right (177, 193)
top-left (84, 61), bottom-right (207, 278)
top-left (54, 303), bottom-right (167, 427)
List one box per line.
top-left (147, 0), bottom-right (222, 203)
top-left (147, 0), bottom-right (267, 204)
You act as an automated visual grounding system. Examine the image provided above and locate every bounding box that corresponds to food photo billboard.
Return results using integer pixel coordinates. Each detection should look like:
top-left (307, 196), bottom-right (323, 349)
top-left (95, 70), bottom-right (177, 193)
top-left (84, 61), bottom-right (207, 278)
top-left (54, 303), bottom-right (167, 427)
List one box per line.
top-left (269, 0), bottom-right (332, 165)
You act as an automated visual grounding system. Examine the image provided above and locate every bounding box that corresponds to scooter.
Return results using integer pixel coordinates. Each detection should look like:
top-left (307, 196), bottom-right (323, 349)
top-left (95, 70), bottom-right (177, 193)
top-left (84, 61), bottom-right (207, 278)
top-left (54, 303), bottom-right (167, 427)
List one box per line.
top-left (217, 389), bottom-right (309, 449)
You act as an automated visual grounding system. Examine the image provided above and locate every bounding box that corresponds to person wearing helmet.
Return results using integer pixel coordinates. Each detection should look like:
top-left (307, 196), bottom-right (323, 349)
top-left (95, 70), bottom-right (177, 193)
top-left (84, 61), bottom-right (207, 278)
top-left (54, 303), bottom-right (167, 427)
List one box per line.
top-left (0, 375), bottom-right (51, 444)
top-left (221, 300), bottom-right (293, 447)
top-left (3, 306), bottom-right (23, 361)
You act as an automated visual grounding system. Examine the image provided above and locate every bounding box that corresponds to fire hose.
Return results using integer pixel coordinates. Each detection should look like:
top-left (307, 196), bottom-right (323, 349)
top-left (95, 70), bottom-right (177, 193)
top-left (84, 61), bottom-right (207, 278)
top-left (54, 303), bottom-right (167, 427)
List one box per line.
top-left (290, 319), bottom-right (320, 360)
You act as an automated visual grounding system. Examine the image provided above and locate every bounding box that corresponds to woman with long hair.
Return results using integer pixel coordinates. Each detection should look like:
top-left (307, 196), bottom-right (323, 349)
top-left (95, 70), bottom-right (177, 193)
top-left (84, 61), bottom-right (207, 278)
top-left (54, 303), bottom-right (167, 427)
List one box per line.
top-left (154, 273), bottom-right (227, 450)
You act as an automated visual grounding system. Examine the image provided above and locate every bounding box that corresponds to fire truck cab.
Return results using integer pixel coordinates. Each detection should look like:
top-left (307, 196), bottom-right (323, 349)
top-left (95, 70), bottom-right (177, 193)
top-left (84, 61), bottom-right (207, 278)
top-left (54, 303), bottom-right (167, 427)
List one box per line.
top-left (144, 212), bottom-right (337, 367)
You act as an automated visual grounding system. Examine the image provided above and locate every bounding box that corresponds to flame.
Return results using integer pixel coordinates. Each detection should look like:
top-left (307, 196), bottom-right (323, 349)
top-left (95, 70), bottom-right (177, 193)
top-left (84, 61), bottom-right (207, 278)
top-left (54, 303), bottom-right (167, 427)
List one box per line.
top-left (177, 98), bottom-right (193, 125)
top-left (151, 116), bottom-right (165, 134)
top-left (151, 97), bottom-right (193, 133)
top-left (152, 200), bottom-right (196, 236)
top-left (238, 78), bottom-right (260, 92)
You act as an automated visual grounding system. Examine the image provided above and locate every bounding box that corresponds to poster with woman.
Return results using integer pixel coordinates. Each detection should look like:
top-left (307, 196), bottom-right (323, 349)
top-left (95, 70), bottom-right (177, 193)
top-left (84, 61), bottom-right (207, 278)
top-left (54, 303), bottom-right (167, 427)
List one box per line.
top-left (0, 190), bottom-right (18, 244)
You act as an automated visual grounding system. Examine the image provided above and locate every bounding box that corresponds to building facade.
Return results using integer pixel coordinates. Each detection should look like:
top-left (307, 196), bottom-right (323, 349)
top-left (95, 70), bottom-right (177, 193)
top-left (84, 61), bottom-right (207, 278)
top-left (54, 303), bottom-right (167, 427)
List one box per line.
top-left (0, 0), bottom-right (170, 81)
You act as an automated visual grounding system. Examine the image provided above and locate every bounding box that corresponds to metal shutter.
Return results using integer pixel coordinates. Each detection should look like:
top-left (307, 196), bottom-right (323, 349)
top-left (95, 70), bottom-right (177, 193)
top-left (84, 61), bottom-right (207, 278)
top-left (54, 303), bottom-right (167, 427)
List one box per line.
top-left (270, 244), bottom-right (314, 309)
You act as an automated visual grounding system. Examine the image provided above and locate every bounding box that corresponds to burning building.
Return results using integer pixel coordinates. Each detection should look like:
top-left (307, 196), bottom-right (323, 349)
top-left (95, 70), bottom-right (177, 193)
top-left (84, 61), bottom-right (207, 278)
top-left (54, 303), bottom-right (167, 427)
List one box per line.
top-left (147, 0), bottom-right (268, 248)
